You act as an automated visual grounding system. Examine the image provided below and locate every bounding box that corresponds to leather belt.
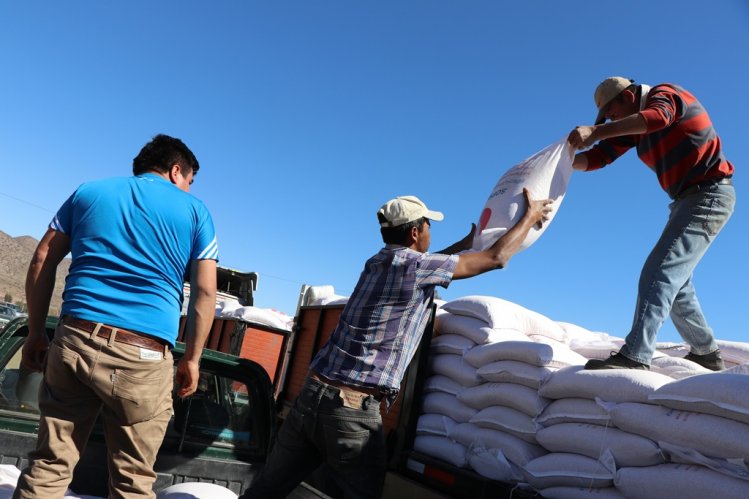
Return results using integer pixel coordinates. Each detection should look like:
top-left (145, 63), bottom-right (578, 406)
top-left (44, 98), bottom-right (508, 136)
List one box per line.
top-left (63, 317), bottom-right (167, 352)
top-left (309, 371), bottom-right (383, 401)
top-left (677, 177), bottom-right (732, 199)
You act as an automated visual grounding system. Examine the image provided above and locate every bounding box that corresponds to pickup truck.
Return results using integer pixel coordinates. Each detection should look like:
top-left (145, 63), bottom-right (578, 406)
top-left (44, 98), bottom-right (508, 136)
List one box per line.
top-left (0, 315), bottom-right (326, 498)
top-left (186, 278), bottom-right (541, 498)
top-left (0, 267), bottom-right (540, 498)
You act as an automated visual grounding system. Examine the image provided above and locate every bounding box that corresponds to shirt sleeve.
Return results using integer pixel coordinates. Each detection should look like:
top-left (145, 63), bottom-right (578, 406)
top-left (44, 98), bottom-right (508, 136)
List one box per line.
top-left (49, 192), bottom-right (75, 234)
top-left (584, 135), bottom-right (638, 171)
top-left (639, 85), bottom-right (683, 133)
top-left (416, 253), bottom-right (458, 289)
top-left (191, 204), bottom-right (219, 261)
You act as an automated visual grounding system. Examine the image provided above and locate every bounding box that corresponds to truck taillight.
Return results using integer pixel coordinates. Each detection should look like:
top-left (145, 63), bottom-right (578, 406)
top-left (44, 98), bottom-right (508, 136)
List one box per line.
top-left (405, 458), bottom-right (456, 487)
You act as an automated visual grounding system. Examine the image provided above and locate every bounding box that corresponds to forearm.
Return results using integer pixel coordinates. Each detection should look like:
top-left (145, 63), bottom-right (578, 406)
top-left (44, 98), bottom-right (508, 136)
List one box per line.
top-left (454, 212), bottom-right (536, 278)
top-left (592, 113), bottom-right (647, 142)
top-left (25, 229), bottom-right (69, 337)
top-left (25, 257), bottom-right (56, 337)
top-left (486, 211), bottom-right (537, 265)
top-left (182, 260), bottom-right (217, 362)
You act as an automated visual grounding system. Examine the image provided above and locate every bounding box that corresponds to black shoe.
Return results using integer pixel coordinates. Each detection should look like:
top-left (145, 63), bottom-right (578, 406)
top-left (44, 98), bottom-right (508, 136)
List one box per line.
top-left (684, 350), bottom-right (725, 371)
top-left (584, 352), bottom-right (649, 370)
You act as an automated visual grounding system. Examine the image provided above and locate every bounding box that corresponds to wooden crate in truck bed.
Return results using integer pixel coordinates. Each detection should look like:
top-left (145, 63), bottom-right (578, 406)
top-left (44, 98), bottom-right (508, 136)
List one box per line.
top-left (178, 316), bottom-right (292, 400)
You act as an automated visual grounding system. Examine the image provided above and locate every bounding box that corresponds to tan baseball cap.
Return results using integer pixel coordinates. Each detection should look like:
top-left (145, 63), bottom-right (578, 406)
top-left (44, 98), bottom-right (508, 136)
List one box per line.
top-left (378, 195), bottom-right (444, 228)
top-left (594, 76), bottom-right (635, 125)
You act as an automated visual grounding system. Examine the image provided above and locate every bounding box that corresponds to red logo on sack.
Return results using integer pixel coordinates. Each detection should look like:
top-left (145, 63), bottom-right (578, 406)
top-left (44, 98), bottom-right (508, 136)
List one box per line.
top-left (478, 208), bottom-right (491, 234)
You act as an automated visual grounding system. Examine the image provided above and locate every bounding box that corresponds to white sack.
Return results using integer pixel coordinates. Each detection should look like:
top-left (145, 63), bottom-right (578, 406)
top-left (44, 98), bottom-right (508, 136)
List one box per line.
top-left (539, 486), bottom-right (625, 499)
top-left (413, 436), bottom-right (467, 468)
top-left (430, 334), bottom-right (477, 355)
top-left (567, 338), bottom-right (625, 361)
top-left (467, 447), bottom-right (521, 483)
top-left (522, 452), bottom-right (615, 490)
top-left (449, 423), bottom-right (546, 466)
top-left (535, 423), bottom-right (664, 467)
top-left (423, 375), bottom-right (463, 396)
top-left (717, 340), bottom-right (749, 366)
top-left (650, 355), bottom-right (710, 379)
top-left (648, 370), bottom-right (749, 425)
top-left (654, 342), bottom-right (690, 357)
top-left (157, 483), bottom-right (238, 499)
top-left (435, 312), bottom-right (527, 344)
top-left (660, 441), bottom-right (749, 483)
top-left (469, 406), bottom-right (537, 443)
top-left (476, 360), bottom-right (557, 389)
top-left (534, 398), bottom-right (611, 428)
top-left (615, 464), bottom-right (749, 499)
top-left (216, 298), bottom-right (242, 317)
top-left (421, 392), bottom-right (477, 423)
top-left (538, 366), bottom-right (672, 403)
top-left (416, 414), bottom-right (458, 437)
top-left (442, 296), bottom-right (567, 340)
top-left (232, 306), bottom-right (293, 330)
top-left (457, 382), bottom-right (548, 416)
top-left (464, 341), bottom-right (586, 369)
top-left (611, 402), bottom-right (749, 461)
top-left (428, 354), bottom-right (482, 387)
top-left (472, 138), bottom-right (573, 253)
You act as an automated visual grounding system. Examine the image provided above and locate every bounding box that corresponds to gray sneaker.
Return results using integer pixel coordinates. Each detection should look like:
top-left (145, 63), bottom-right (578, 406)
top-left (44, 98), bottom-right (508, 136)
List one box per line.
top-left (584, 352), bottom-right (650, 370)
top-left (684, 350), bottom-right (725, 371)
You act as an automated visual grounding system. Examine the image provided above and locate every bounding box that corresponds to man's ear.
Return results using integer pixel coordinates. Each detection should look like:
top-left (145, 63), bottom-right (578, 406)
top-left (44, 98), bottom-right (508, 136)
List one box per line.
top-left (406, 225), bottom-right (419, 246)
top-left (623, 88), bottom-right (637, 105)
top-left (168, 164), bottom-right (182, 184)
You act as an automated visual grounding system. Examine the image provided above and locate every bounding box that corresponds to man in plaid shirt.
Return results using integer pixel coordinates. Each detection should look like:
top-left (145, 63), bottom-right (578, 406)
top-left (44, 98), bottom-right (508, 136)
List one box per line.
top-left (242, 189), bottom-right (551, 499)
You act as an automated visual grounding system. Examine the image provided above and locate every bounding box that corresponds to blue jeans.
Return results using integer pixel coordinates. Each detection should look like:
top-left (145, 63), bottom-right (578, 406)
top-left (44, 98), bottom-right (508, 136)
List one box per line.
top-left (620, 182), bottom-right (735, 364)
top-left (242, 376), bottom-right (386, 499)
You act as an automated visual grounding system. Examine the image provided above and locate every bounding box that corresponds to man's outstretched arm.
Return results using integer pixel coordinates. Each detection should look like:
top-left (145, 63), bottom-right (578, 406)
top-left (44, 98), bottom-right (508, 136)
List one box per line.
top-left (452, 189), bottom-right (552, 280)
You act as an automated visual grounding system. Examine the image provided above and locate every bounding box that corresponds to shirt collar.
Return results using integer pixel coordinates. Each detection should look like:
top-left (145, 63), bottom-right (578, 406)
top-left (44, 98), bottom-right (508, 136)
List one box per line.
top-left (639, 84), bottom-right (651, 111)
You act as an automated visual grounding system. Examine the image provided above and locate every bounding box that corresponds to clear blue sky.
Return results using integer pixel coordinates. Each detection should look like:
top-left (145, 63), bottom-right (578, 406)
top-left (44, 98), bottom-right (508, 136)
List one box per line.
top-left (1, 1), bottom-right (747, 344)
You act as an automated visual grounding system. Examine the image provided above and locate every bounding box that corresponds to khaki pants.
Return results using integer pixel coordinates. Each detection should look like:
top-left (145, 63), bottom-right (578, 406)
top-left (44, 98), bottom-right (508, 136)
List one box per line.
top-left (14, 322), bottom-right (174, 499)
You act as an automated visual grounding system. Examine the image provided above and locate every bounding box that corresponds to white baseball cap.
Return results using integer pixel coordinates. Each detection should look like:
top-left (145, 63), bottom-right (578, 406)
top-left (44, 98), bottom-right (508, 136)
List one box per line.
top-left (378, 195), bottom-right (444, 228)
top-left (594, 76), bottom-right (635, 125)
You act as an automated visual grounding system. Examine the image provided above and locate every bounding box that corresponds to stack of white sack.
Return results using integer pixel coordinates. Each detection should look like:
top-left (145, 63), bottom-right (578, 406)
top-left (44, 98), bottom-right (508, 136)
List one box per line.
top-left (559, 321), bottom-right (710, 380)
top-left (655, 339), bottom-right (749, 370)
top-left (304, 285), bottom-right (349, 307)
top-left (415, 296), bottom-right (586, 483)
top-left (532, 366), bottom-right (673, 497)
top-left (609, 364), bottom-right (749, 498)
top-left (414, 295), bottom-right (749, 498)
top-left (214, 300), bottom-right (293, 331)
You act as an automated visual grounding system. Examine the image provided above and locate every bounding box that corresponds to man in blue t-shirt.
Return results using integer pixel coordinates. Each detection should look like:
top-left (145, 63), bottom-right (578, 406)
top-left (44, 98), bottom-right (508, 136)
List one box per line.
top-left (15, 134), bottom-right (218, 499)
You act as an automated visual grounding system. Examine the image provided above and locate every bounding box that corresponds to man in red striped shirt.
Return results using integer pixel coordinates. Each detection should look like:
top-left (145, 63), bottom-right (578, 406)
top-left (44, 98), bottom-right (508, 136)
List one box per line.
top-left (568, 76), bottom-right (735, 371)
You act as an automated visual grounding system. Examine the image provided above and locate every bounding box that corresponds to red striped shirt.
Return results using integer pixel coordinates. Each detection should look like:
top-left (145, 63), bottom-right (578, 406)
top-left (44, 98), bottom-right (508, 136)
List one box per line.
top-left (585, 84), bottom-right (734, 198)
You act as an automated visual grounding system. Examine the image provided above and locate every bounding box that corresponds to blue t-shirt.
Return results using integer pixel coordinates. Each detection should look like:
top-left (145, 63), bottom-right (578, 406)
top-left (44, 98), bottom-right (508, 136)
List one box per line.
top-left (51, 173), bottom-right (218, 345)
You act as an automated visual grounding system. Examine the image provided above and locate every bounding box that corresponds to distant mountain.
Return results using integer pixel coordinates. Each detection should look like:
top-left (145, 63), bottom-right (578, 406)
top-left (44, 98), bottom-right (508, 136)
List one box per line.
top-left (0, 231), bottom-right (70, 315)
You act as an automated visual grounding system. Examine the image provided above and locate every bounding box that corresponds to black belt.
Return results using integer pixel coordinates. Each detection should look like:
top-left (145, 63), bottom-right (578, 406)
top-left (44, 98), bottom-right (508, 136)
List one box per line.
top-left (677, 177), bottom-right (732, 199)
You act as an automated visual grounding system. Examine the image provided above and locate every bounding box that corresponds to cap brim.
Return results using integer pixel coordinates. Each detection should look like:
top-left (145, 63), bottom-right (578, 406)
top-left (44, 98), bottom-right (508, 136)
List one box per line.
top-left (594, 106), bottom-right (607, 125)
top-left (425, 210), bottom-right (444, 222)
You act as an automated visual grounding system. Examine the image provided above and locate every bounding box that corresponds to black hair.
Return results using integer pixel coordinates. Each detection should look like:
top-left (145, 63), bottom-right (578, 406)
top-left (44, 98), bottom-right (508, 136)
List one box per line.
top-left (132, 134), bottom-right (200, 176)
top-left (378, 215), bottom-right (428, 245)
